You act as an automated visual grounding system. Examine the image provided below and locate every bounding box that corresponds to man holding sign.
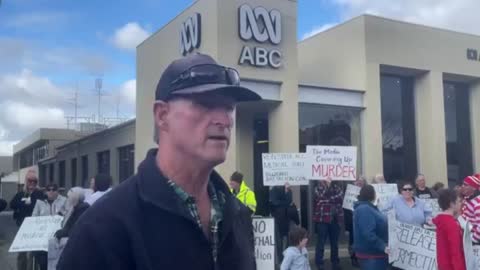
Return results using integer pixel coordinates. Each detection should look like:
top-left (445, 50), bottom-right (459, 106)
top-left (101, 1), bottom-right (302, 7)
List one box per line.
top-left (313, 177), bottom-right (344, 270)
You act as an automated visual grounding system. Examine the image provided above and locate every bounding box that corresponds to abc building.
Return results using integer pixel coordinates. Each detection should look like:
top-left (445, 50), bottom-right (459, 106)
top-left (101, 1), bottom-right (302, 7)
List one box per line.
top-left (136, 0), bottom-right (480, 221)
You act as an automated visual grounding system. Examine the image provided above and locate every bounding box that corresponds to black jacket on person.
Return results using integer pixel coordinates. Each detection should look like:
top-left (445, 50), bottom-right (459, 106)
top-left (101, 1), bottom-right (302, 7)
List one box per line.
top-left (9, 190), bottom-right (45, 226)
top-left (269, 186), bottom-right (293, 237)
top-left (54, 202), bottom-right (90, 239)
top-left (57, 149), bottom-right (256, 270)
top-left (0, 198), bottom-right (7, 212)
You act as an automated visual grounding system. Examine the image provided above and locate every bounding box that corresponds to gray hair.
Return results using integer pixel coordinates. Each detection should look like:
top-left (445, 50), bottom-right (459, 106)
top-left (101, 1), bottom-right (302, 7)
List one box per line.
top-left (68, 187), bottom-right (86, 204)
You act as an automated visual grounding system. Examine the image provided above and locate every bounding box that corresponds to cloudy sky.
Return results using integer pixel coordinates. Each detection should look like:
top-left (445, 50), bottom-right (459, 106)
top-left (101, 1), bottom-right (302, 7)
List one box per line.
top-left (0, 0), bottom-right (479, 155)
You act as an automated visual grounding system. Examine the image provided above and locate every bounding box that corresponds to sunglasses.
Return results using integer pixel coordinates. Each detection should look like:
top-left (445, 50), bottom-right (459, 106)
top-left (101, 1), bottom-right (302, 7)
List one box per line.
top-left (169, 64), bottom-right (240, 92)
top-left (402, 188), bottom-right (413, 191)
top-left (27, 179), bottom-right (38, 183)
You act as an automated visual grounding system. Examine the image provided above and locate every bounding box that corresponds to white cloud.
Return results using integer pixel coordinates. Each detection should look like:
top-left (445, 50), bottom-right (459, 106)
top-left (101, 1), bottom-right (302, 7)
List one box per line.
top-left (121, 79), bottom-right (136, 105)
top-left (3, 101), bottom-right (65, 129)
top-left (329, 0), bottom-right (480, 35)
top-left (302, 23), bottom-right (336, 40)
top-left (111, 22), bottom-right (150, 51)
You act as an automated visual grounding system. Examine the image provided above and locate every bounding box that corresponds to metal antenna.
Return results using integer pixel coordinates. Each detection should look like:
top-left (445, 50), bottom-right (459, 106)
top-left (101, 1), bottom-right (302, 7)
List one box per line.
top-left (95, 78), bottom-right (104, 123)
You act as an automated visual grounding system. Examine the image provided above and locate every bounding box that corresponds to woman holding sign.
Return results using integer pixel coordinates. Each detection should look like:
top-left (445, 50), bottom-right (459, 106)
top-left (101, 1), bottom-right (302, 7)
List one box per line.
top-left (353, 185), bottom-right (389, 270)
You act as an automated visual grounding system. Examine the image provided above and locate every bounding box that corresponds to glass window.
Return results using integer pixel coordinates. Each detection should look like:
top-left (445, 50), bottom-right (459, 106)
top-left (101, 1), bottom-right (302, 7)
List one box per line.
top-left (71, 158), bottom-right (77, 187)
top-left (59, 161), bottom-right (66, 188)
top-left (97, 150), bottom-right (110, 174)
top-left (81, 155), bottom-right (89, 188)
top-left (444, 82), bottom-right (473, 187)
top-left (49, 164), bottom-right (54, 183)
top-left (118, 145), bottom-right (135, 182)
top-left (381, 75), bottom-right (417, 182)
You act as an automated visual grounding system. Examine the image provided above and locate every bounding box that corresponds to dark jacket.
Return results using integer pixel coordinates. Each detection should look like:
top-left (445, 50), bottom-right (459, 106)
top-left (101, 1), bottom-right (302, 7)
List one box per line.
top-left (55, 202), bottom-right (90, 239)
top-left (353, 201), bottom-right (388, 256)
top-left (10, 190), bottom-right (45, 226)
top-left (57, 149), bottom-right (256, 270)
top-left (0, 198), bottom-right (6, 212)
top-left (269, 186), bottom-right (293, 237)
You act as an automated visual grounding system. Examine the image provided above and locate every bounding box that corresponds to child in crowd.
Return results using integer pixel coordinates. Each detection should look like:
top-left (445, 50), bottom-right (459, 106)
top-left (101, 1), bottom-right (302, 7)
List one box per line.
top-left (432, 189), bottom-right (466, 270)
top-left (280, 226), bottom-right (311, 270)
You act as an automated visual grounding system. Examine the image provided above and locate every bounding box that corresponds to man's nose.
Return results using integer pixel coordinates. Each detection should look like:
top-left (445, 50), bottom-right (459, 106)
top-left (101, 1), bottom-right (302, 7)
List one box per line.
top-left (212, 109), bottom-right (234, 128)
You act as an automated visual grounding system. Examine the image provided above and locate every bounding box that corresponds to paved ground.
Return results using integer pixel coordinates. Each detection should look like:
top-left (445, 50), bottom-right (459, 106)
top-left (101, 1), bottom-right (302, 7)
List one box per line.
top-left (0, 211), bottom-right (355, 270)
top-left (0, 211), bottom-right (17, 270)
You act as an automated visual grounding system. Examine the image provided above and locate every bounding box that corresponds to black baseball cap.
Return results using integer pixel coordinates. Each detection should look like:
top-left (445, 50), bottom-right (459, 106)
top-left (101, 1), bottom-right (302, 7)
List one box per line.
top-left (155, 53), bottom-right (261, 102)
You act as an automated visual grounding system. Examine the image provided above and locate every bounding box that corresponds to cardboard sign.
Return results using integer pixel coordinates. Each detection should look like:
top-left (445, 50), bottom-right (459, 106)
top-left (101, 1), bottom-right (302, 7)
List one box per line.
top-left (372, 184), bottom-right (398, 210)
top-left (307, 146), bottom-right (357, 181)
top-left (389, 220), bottom-right (437, 270)
top-left (420, 199), bottom-right (442, 217)
top-left (253, 217), bottom-right (275, 270)
top-left (262, 153), bottom-right (309, 186)
top-left (9, 215), bottom-right (63, 252)
top-left (342, 184), bottom-right (361, 211)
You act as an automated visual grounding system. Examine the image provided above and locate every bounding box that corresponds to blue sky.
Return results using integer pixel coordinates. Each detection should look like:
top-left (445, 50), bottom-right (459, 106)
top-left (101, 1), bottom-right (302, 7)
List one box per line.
top-left (0, 0), bottom-right (479, 154)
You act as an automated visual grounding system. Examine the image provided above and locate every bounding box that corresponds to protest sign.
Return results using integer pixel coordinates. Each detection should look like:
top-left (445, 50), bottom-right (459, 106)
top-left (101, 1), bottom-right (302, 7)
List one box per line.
top-left (372, 184), bottom-right (398, 210)
top-left (262, 153), bottom-right (308, 186)
top-left (9, 215), bottom-right (63, 252)
top-left (342, 184), bottom-right (361, 211)
top-left (420, 199), bottom-right (442, 217)
top-left (253, 217), bottom-right (275, 270)
top-left (473, 246), bottom-right (480, 269)
top-left (307, 146), bottom-right (357, 181)
top-left (389, 221), bottom-right (437, 270)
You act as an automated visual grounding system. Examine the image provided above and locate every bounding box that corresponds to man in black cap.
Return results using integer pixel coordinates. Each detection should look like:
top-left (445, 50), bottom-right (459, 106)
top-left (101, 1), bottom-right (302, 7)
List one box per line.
top-left (58, 53), bottom-right (261, 270)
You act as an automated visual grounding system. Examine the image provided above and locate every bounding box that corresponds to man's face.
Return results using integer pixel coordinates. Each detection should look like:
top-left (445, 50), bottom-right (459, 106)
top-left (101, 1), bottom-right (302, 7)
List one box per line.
top-left (26, 177), bottom-right (38, 192)
top-left (462, 183), bottom-right (475, 196)
top-left (46, 187), bottom-right (59, 200)
top-left (416, 176), bottom-right (426, 189)
top-left (230, 180), bottom-right (240, 191)
top-left (155, 93), bottom-right (235, 166)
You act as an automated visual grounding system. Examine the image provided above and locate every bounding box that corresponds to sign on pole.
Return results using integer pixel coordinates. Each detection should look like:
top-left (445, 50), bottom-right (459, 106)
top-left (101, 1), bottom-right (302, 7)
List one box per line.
top-left (307, 146), bottom-right (357, 181)
top-left (262, 153), bottom-right (308, 186)
top-left (9, 215), bottom-right (63, 252)
top-left (253, 217), bottom-right (275, 270)
top-left (342, 184), bottom-right (361, 211)
top-left (389, 220), bottom-right (437, 270)
top-left (372, 184), bottom-right (398, 210)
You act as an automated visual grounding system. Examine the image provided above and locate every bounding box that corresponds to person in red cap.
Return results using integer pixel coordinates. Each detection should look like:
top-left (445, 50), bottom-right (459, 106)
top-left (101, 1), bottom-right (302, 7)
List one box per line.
top-left (461, 175), bottom-right (480, 243)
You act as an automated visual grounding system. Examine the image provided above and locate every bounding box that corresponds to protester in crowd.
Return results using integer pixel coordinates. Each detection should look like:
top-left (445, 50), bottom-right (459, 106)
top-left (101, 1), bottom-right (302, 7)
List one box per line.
top-left (433, 189), bottom-right (466, 270)
top-left (371, 174), bottom-right (386, 184)
top-left (229, 171), bottom-right (257, 214)
top-left (10, 170), bottom-right (45, 270)
top-left (55, 187), bottom-right (90, 239)
top-left (32, 183), bottom-right (67, 217)
top-left (58, 53), bottom-right (261, 270)
top-left (431, 182), bottom-right (445, 197)
top-left (344, 176), bottom-right (366, 268)
top-left (84, 173), bottom-right (112, 205)
top-left (313, 177), bottom-right (344, 270)
top-left (270, 182), bottom-right (296, 263)
top-left (0, 198), bottom-right (6, 212)
top-left (353, 184), bottom-right (389, 270)
top-left (460, 175), bottom-right (480, 244)
top-left (31, 183), bottom-right (67, 270)
top-left (383, 181), bottom-right (432, 226)
top-left (414, 174), bottom-right (436, 199)
top-left (280, 226), bottom-right (311, 270)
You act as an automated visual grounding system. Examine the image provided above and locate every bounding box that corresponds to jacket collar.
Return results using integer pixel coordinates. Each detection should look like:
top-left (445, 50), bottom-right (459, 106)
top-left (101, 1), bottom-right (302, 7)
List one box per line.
top-left (136, 149), bottom-right (241, 243)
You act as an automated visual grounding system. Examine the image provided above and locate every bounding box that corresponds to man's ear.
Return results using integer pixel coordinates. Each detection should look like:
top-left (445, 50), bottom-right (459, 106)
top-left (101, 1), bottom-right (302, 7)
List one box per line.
top-left (153, 101), bottom-right (169, 131)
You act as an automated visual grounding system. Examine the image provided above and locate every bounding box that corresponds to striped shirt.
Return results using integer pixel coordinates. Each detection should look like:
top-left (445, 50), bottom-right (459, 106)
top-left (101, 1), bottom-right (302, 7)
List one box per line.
top-left (461, 194), bottom-right (480, 243)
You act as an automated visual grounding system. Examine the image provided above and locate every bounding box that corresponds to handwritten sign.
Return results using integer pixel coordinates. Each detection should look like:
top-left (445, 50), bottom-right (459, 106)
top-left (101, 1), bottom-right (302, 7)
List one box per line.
top-left (253, 217), bottom-right (275, 270)
top-left (372, 184), bottom-right (398, 210)
top-left (9, 216), bottom-right (63, 252)
top-left (342, 184), bottom-right (361, 211)
top-left (473, 246), bottom-right (480, 269)
top-left (307, 146), bottom-right (357, 181)
top-left (420, 199), bottom-right (442, 217)
top-left (389, 220), bottom-right (437, 270)
top-left (262, 153), bottom-right (308, 186)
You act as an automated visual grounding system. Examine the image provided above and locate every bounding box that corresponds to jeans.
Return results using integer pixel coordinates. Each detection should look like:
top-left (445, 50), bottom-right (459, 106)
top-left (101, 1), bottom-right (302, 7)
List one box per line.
top-left (359, 258), bottom-right (388, 270)
top-left (315, 222), bottom-right (340, 267)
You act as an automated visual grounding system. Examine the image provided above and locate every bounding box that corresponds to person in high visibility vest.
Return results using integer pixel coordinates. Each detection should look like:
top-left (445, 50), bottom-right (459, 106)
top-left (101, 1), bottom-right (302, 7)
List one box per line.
top-left (229, 171), bottom-right (257, 214)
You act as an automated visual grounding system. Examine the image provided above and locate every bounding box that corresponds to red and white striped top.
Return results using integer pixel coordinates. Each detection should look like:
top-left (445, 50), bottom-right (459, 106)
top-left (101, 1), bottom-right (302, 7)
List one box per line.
top-left (462, 194), bottom-right (480, 243)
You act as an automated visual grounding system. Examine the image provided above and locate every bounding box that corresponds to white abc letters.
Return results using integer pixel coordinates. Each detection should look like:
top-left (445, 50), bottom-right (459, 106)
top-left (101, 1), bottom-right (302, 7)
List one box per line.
top-left (180, 13), bottom-right (201, 56)
top-left (237, 4), bottom-right (282, 69)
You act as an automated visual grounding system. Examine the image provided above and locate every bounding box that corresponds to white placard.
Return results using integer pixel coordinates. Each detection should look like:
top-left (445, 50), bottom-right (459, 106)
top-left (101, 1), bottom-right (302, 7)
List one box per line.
top-left (372, 184), bottom-right (398, 210)
top-left (307, 146), bottom-right (357, 181)
top-left (262, 153), bottom-right (308, 186)
top-left (389, 221), bottom-right (437, 270)
top-left (342, 184), bottom-right (361, 211)
top-left (253, 217), bottom-right (275, 270)
top-left (473, 246), bottom-right (480, 269)
top-left (9, 215), bottom-right (63, 252)
top-left (420, 199), bottom-right (442, 217)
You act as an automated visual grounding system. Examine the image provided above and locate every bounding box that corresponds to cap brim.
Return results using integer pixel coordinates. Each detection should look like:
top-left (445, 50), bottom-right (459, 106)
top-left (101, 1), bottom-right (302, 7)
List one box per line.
top-left (172, 83), bottom-right (262, 102)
